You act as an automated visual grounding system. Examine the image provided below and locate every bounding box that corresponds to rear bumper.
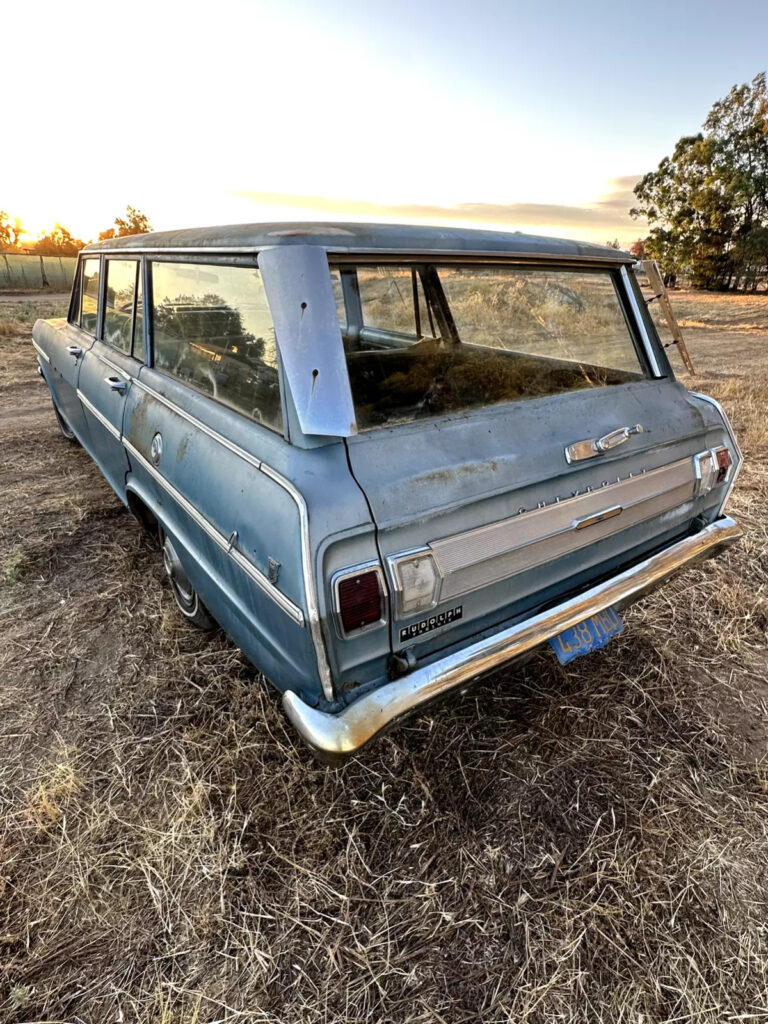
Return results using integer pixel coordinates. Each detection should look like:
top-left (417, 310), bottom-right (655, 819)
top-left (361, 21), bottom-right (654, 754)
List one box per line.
top-left (283, 516), bottom-right (742, 757)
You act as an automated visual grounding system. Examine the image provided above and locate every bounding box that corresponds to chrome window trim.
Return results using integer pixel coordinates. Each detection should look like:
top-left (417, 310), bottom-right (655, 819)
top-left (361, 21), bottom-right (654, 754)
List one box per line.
top-left (32, 340), bottom-right (50, 364)
top-left (620, 265), bottom-right (662, 377)
top-left (331, 562), bottom-right (388, 639)
top-left (128, 378), bottom-right (335, 699)
top-left (690, 392), bottom-right (743, 513)
top-left (77, 389), bottom-right (121, 440)
top-left (122, 437), bottom-right (304, 626)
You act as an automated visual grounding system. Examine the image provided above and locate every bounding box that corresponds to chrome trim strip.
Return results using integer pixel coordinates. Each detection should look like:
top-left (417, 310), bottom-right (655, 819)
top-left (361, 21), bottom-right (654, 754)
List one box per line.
top-left (690, 392), bottom-right (743, 514)
top-left (82, 245), bottom-right (632, 265)
top-left (122, 437), bottom-right (304, 626)
top-left (426, 458), bottom-right (694, 599)
top-left (283, 516), bottom-right (742, 756)
top-left (77, 389), bottom-right (121, 440)
top-left (132, 379), bottom-right (262, 469)
top-left (621, 265), bottom-right (662, 377)
top-left (32, 340), bottom-right (50, 364)
top-left (130, 379), bottom-right (334, 697)
top-left (97, 352), bottom-right (131, 380)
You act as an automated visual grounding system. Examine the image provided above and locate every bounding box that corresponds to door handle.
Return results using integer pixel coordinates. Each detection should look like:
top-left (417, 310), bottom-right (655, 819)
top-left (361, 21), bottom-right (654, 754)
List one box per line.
top-left (566, 424), bottom-right (644, 463)
top-left (594, 424), bottom-right (644, 453)
top-left (66, 345), bottom-right (83, 358)
top-left (104, 375), bottom-right (128, 394)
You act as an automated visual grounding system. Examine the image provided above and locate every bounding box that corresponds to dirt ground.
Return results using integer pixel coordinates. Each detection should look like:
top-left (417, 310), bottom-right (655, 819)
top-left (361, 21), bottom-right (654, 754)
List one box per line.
top-left (0, 289), bottom-right (767, 1023)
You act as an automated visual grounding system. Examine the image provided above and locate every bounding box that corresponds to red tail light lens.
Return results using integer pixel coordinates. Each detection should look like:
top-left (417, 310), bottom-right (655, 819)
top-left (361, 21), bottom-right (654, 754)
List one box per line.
top-left (337, 570), bottom-right (383, 635)
top-left (715, 447), bottom-right (732, 483)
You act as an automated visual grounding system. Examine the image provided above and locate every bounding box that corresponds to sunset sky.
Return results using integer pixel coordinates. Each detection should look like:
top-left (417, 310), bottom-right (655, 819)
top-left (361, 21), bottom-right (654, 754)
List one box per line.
top-left (5, 0), bottom-right (768, 246)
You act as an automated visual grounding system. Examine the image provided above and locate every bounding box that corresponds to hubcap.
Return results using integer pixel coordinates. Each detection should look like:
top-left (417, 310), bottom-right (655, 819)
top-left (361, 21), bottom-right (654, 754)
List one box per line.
top-left (162, 536), bottom-right (195, 605)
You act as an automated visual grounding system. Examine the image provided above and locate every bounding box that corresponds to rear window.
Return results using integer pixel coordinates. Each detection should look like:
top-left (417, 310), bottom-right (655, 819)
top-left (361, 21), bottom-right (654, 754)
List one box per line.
top-left (332, 263), bottom-right (646, 430)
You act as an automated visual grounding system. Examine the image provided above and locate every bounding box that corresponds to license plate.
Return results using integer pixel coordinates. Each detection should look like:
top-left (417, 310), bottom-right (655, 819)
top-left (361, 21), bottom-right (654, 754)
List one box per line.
top-left (549, 608), bottom-right (623, 665)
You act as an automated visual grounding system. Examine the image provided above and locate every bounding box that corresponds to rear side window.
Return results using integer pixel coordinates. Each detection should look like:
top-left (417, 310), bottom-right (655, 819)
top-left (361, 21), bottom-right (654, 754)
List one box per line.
top-left (103, 259), bottom-right (139, 356)
top-left (150, 261), bottom-right (283, 433)
top-left (79, 258), bottom-right (101, 334)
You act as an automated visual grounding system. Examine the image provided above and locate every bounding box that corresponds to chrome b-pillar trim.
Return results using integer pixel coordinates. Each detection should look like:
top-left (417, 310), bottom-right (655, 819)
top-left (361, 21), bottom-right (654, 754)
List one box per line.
top-left (283, 516), bottom-right (742, 757)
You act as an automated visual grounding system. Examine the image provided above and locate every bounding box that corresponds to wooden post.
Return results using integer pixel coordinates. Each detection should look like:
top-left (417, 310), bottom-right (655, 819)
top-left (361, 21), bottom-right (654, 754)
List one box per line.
top-left (641, 260), bottom-right (695, 375)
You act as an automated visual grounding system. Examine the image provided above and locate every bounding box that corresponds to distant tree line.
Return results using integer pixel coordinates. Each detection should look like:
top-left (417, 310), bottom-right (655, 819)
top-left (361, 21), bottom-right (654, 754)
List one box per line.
top-left (0, 206), bottom-right (152, 255)
top-left (631, 73), bottom-right (768, 291)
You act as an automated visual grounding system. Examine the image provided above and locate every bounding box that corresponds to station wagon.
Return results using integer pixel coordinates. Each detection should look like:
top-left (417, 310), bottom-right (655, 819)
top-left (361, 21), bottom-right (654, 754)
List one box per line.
top-left (32, 223), bottom-right (742, 757)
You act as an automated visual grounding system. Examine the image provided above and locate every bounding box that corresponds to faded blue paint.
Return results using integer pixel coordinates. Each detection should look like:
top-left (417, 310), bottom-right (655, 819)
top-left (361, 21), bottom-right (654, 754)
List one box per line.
top-left (33, 223), bottom-right (741, 723)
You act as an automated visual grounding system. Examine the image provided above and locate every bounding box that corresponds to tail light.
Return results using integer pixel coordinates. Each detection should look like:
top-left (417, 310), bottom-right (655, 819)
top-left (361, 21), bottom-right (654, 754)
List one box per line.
top-left (694, 446), bottom-right (732, 496)
top-left (334, 566), bottom-right (386, 637)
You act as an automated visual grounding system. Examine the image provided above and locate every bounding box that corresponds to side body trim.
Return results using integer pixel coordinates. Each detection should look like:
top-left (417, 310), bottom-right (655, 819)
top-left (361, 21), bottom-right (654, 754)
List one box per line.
top-left (123, 437), bottom-right (304, 625)
top-left (33, 340), bottom-right (50, 364)
top-left (77, 389), bottom-right (121, 440)
top-left (129, 379), bottom-right (334, 699)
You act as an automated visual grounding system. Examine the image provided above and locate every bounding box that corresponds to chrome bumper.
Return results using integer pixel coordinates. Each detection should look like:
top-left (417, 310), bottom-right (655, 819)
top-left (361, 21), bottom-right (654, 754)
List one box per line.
top-left (283, 516), bottom-right (742, 757)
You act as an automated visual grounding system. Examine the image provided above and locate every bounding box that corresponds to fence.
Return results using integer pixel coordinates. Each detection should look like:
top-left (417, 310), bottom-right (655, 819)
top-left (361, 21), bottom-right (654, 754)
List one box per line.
top-left (0, 252), bottom-right (76, 291)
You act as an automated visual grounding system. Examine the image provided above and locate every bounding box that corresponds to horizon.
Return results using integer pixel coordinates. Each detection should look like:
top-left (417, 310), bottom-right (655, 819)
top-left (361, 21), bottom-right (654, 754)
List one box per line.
top-left (5, 0), bottom-right (768, 246)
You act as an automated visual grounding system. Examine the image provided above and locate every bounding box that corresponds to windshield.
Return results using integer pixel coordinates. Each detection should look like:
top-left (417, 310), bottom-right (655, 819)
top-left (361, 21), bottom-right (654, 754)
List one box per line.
top-left (330, 263), bottom-right (647, 430)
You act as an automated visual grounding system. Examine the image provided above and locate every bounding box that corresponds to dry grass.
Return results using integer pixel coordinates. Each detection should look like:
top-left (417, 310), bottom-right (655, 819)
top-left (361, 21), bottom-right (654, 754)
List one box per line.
top-left (0, 295), bottom-right (767, 1023)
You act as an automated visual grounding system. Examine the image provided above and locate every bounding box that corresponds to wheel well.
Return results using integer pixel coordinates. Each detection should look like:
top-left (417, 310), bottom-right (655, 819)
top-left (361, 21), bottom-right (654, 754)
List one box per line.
top-left (126, 490), bottom-right (159, 536)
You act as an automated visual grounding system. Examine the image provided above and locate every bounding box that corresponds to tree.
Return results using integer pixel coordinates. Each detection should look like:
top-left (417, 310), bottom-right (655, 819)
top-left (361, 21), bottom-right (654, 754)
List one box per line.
top-left (629, 238), bottom-right (646, 260)
top-left (631, 73), bottom-right (768, 290)
top-left (0, 211), bottom-right (24, 251)
top-left (99, 206), bottom-right (152, 241)
top-left (605, 239), bottom-right (621, 250)
top-left (34, 223), bottom-right (85, 256)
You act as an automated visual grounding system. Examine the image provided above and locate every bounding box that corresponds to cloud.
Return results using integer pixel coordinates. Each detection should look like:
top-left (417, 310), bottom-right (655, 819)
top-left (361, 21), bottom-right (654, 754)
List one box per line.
top-left (231, 177), bottom-right (648, 243)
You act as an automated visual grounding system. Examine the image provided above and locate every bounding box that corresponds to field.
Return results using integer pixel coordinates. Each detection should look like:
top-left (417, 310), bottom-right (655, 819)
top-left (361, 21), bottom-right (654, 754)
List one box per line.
top-left (1, 289), bottom-right (767, 1023)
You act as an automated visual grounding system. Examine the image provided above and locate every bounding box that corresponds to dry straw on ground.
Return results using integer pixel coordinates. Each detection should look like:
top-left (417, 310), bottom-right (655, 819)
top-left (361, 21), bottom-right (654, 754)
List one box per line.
top-left (0, 291), bottom-right (766, 1023)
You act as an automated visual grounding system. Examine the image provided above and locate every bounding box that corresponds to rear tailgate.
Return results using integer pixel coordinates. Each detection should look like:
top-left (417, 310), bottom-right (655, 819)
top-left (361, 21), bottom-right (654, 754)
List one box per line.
top-left (344, 378), bottom-right (731, 659)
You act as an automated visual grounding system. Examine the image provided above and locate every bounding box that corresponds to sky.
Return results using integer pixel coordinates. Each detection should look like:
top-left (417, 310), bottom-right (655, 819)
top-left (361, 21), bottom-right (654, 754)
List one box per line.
top-left (4, 0), bottom-right (768, 246)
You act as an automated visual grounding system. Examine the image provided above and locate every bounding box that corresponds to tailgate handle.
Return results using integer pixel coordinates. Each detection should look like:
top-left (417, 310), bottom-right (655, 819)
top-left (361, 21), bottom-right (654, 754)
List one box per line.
top-left (566, 424), bottom-right (644, 463)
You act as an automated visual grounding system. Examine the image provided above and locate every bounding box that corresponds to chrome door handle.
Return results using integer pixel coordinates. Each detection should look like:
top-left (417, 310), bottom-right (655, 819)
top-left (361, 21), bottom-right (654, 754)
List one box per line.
top-left (566, 424), bottom-right (644, 463)
top-left (66, 345), bottom-right (83, 358)
top-left (104, 375), bottom-right (128, 394)
top-left (594, 424), bottom-right (644, 453)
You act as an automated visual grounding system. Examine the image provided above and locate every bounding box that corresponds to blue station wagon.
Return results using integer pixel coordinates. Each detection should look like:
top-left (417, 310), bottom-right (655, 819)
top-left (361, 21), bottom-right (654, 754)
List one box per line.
top-left (32, 223), bottom-right (743, 757)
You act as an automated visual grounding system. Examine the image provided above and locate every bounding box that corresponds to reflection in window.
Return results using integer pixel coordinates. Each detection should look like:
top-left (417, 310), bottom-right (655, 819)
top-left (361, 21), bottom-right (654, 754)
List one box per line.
top-left (103, 260), bottom-right (137, 355)
top-left (80, 258), bottom-right (101, 334)
top-left (151, 262), bottom-right (282, 433)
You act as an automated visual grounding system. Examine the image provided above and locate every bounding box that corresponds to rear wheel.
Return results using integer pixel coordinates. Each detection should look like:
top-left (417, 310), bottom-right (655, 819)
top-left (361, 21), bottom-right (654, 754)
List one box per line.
top-left (159, 527), bottom-right (216, 630)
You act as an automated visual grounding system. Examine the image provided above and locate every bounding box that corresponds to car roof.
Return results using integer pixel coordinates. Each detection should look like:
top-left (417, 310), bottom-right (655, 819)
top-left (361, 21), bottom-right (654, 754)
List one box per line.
top-left (84, 221), bottom-right (633, 262)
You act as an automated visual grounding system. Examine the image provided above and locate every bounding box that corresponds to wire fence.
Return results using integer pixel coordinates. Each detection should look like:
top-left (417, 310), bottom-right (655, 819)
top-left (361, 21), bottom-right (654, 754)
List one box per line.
top-left (0, 253), bottom-right (76, 291)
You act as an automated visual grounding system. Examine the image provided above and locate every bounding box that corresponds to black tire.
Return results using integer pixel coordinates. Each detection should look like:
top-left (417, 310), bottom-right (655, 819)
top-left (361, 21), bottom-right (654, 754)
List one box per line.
top-left (158, 527), bottom-right (216, 630)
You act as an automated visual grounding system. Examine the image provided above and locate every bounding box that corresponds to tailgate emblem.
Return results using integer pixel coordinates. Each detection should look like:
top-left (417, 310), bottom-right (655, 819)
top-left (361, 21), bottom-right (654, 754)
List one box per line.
top-left (573, 505), bottom-right (623, 530)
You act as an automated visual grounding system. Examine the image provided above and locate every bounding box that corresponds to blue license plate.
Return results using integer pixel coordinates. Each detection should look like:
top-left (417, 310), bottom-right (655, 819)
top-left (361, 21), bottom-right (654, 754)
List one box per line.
top-left (549, 608), bottom-right (624, 665)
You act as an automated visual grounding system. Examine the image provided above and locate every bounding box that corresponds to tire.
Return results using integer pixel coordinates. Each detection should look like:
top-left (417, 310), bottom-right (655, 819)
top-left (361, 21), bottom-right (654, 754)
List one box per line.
top-left (159, 527), bottom-right (216, 630)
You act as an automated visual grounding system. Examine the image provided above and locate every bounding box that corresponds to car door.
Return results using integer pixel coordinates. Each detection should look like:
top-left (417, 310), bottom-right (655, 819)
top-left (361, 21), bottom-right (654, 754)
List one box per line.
top-left (39, 255), bottom-right (102, 442)
top-left (77, 256), bottom-right (143, 496)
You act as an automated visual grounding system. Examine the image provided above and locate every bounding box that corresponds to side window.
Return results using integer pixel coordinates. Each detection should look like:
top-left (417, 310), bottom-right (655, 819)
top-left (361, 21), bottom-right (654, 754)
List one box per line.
top-left (151, 261), bottom-right (283, 434)
top-left (352, 265), bottom-right (437, 341)
top-left (80, 258), bottom-right (101, 334)
top-left (103, 260), bottom-right (138, 355)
